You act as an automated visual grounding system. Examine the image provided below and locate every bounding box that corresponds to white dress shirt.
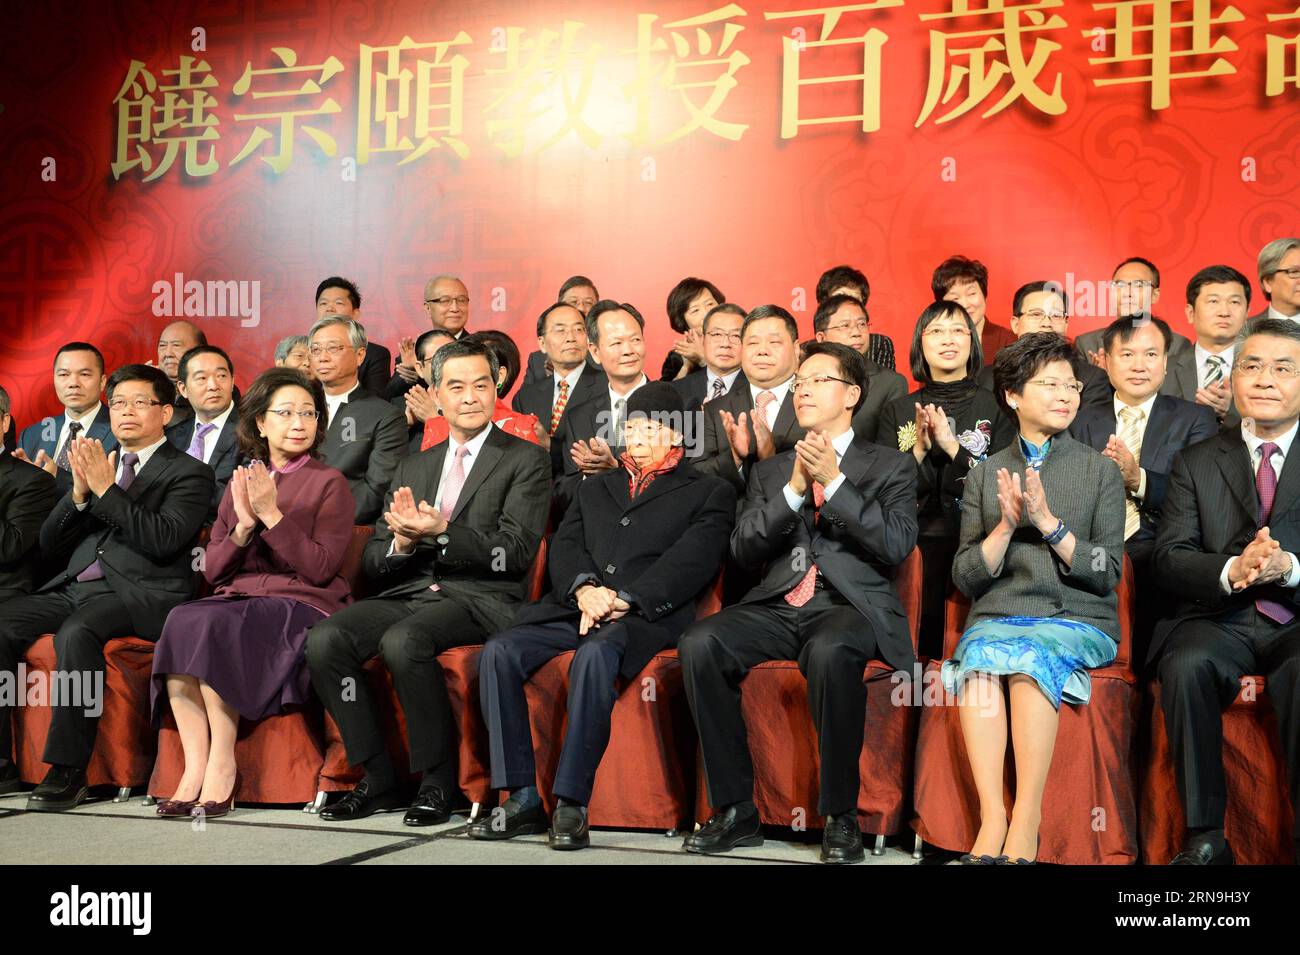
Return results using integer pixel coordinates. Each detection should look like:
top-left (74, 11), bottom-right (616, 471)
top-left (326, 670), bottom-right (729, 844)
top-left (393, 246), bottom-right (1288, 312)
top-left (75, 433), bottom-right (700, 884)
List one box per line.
top-left (706, 368), bottom-right (741, 397)
top-left (74, 435), bottom-right (168, 510)
top-left (749, 377), bottom-right (794, 431)
top-left (1114, 392), bottom-right (1159, 501)
top-left (606, 375), bottom-right (648, 436)
top-left (324, 381), bottom-right (361, 428)
top-left (782, 427), bottom-right (855, 510)
top-left (187, 402), bottom-right (234, 464)
top-left (53, 402), bottom-right (103, 462)
top-left (1218, 420), bottom-right (1300, 593)
top-left (1268, 304), bottom-right (1299, 323)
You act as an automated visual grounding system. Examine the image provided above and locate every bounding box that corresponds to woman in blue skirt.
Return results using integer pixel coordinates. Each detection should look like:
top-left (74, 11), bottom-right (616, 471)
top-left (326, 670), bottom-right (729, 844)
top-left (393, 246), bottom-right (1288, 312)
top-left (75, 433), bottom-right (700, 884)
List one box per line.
top-left (945, 330), bottom-right (1124, 864)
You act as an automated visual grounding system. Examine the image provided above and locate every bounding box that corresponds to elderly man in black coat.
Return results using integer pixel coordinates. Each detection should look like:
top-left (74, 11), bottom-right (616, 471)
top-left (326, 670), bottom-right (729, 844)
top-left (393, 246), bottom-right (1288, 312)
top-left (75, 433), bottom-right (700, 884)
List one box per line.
top-left (470, 382), bottom-right (736, 850)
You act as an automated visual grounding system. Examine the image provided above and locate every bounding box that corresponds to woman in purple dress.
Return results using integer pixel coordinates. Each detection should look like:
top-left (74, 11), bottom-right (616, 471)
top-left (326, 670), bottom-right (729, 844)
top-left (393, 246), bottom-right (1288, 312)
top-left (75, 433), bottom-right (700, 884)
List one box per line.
top-left (151, 368), bottom-right (355, 817)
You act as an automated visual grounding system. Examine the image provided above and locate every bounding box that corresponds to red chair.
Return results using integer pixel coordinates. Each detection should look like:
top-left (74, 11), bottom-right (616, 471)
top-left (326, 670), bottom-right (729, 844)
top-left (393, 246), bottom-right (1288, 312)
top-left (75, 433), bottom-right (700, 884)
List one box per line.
top-left (691, 548), bottom-right (924, 854)
top-left (523, 571), bottom-right (726, 833)
top-left (313, 536), bottom-right (550, 812)
top-left (1140, 675), bottom-right (1296, 864)
top-left (911, 554), bottom-right (1139, 865)
top-left (147, 526), bottom-right (374, 805)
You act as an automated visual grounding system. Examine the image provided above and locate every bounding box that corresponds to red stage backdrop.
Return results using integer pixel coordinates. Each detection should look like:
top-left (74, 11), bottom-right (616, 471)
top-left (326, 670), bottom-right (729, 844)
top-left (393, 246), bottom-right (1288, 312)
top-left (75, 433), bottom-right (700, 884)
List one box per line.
top-left (2, 0), bottom-right (1298, 427)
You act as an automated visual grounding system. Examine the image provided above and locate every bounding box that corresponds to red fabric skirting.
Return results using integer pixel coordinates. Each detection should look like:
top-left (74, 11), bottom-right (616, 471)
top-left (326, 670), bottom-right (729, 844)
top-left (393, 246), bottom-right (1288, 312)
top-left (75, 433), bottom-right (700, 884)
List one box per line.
top-left (14, 635), bottom-right (157, 788)
top-left (1140, 676), bottom-right (1296, 864)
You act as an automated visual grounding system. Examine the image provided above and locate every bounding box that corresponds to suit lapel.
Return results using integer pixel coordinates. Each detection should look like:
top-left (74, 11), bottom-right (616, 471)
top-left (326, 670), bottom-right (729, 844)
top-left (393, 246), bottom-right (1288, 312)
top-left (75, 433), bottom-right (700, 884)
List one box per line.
top-left (450, 428), bottom-right (505, 522)
top-left (772, 390), bottom-right (798, 444)
top-left (1139, 397), bottom-right (1169, 470)
top-left (1215, 431), bottom-right (1258, 521)
top-left (126, 442), bottom-right (177, 502)
top-left (624, 462), bottom-right (692, 514)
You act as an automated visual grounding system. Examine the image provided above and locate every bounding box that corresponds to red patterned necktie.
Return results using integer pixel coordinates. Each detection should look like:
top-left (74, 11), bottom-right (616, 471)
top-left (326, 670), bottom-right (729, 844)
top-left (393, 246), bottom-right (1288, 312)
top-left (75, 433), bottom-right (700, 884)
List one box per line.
top-left (1254, 442), bottom-right (1294, 624)
top-left (549, 379), bottom-right (569, 436)
top-left (784, 481), bottom-right (826, 607)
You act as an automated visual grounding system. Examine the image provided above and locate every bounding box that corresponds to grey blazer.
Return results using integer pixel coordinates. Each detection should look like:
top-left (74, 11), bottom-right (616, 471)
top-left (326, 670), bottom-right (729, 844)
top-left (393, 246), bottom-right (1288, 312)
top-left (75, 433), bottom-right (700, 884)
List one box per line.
top-left (952, 433), bottom-right (1125, 642)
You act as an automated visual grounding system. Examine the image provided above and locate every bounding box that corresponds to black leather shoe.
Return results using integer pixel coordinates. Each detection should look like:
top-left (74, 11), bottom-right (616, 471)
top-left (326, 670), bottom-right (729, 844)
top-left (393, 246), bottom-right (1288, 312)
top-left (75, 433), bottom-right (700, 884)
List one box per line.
top-left (548, 803), bottom-right (590, 850)
top-left (26, 765), bottom-right (89, 812)
top-left (821, 812), bottom-right (865, 864)
top-left (682, 805), bottom-right (763, 854)
top-left (1170, 832), bottom-right (1234, 865)
top-left (318, 780), bottom-right (405, 821)
top-left (0, 762), bottom-right (20, 795)
top-left (466, 797), bottom-right (548, 840)
top-left (404, 786), bottom-right (453, 827)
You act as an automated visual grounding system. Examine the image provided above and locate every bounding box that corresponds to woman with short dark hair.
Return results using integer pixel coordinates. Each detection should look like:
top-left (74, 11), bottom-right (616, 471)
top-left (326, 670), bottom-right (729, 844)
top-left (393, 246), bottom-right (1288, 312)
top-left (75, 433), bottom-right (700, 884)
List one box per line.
top-left (944, 332), bottom-right (1124, 864)
top-left (150, 368), bottom-right (356, 818)
top-left (661, 277), bottom-right (725, 381)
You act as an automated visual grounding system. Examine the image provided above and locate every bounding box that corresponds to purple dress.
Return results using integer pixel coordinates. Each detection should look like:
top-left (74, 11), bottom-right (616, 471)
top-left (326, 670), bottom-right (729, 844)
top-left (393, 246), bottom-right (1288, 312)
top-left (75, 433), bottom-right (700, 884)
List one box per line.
top-left (150, 456), bottom-right (355, 721)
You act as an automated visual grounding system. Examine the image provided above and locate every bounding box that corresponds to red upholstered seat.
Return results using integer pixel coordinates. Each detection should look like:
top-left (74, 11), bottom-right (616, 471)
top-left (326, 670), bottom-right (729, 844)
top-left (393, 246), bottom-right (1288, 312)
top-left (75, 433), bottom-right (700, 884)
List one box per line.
top-left (1140, 675), bottom-right (1296, 864)
top-left (692, 548), bottom-right (924, 837)
top-left (911, 554), bottom-right (1139, 865)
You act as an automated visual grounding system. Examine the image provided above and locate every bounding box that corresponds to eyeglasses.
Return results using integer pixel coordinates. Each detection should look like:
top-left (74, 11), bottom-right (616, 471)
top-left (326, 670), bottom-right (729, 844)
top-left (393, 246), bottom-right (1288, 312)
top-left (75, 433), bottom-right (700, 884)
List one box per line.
top-left (923, 324), bottom-right (971, 338)
top-left (308, 343), bottom-right (349, 358)
top-left (1017, 309), bottom-right (1067, 323)
top-left (705, 331), bottom-right (742, 343)
top-left (825, 318), bottom-right (869, 333)
top-left (792, 374), bottom-right (852, 391)
top-left (1233, 359), bottom-right (1300, 380)
top-left (266, 408), bottom-right (321, 421)
top-left (109, 397), bottom-right (164, 411)
top-left (425, 296), bottom-right (470, 307)
top-left (1109, 280), bottom-right (1155, 291)
top-left (1026, 378), bottom-right (1084, 395)
top-left (1269, 267), bottom-right (1300, 281)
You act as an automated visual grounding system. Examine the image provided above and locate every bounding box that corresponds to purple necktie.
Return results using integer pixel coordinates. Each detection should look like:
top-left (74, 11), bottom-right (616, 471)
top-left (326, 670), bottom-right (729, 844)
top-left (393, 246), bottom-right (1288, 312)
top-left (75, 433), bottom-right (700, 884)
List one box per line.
top-left (186, 422), bottom-right (216, 461)
top-left (76, 452), bottom-right (139, 583)
top-left (1254, 442), bottom-right (1295, 624)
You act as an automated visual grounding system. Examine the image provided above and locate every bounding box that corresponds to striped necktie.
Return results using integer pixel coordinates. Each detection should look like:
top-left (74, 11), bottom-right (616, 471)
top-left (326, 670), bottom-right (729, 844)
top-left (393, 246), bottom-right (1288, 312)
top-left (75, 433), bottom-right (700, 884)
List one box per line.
top-left (1118, 407), bottom-right (1144, 540)
top-left (1203, 354), bottom-right (1226, 388)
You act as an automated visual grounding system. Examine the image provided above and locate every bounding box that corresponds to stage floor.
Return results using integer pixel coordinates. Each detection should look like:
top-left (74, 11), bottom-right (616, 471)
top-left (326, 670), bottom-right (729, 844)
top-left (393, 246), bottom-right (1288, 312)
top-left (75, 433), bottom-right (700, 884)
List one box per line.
top-left (0, 789), bottom-right (927, 865)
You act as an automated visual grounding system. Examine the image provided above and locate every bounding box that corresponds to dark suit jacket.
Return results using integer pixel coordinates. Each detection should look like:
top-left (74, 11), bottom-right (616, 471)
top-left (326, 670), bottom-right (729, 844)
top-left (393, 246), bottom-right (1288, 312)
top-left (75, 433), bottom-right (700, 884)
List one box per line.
top-left (358, 342), bottom-right (393, 398)
top-left (977, 353), bottom-right (1113, 409)
top-left (691, 381), bottom-right (805, 495)
top-left (37, 441), bottom-right (213, 640)
top-left (1150, 428), bottom-right (1300, 664)
top-left (363, 426), bottom-right (552, 635)
top-left (732, 440), bottom-right (919, 673)
top-left (511, 461), bottom-right (737, 677)
top-left (512, 364), bottom-right (608, 429)
top-left (0, 452), bottom-right (58, 600)
top-left (165, 405), bottom-right (242, 522)
top-left (19, 406), bottom-right (117, 497)
top-left (319, 387), bottom-right (408, 524)
top-left (548, 385), bottom-right (639, 513)
top-left (671, 368), bottom-right (748, 413)
top-left (851, 360), bottom-right (908, 444)
top-left (1158, 345), bottom-right (1241, 426)
top-left (1070, 395), bottom-right (1219, 548)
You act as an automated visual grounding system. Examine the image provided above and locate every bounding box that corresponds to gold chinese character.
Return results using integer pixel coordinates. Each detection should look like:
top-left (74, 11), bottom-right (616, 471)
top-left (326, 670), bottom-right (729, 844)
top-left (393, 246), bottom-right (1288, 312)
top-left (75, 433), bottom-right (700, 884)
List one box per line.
top-left (1087, 0), bottom-right (1244, 110)
top-left (358, 33), bottom-right (472, 164)
top-left (230, 47), bottom-right (345, 173)
top-left (916, 0), bottom-right (1068, 127)
top-left (626, 4), bottom-right (752, 146)
top-left (765, 2), bottom-right (903, 139)
top-left (1266, 5), bottom-right (1300, 97)
top-left (111, 58), bottom-right (220, 181)
top-left (484, 22), bottom-right (604, 157)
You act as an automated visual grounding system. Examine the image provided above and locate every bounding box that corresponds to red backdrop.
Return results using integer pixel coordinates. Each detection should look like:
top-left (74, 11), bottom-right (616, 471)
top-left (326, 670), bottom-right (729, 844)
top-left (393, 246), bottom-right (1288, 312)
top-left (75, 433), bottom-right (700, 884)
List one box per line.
top-left (2, 0), bottom-right (1297, 428)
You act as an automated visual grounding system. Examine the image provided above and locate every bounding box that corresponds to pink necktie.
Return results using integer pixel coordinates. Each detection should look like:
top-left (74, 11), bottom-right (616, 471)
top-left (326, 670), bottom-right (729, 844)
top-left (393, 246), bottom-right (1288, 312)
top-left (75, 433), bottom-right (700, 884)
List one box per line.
top-left (1254, 442), bottom-right (1294, 624)
top-left (439, 445), bottom-right (470, 521)
top-left (755, 390), bottom-right (776, 429)
top-left (785, 481), bottom-right (825, 607)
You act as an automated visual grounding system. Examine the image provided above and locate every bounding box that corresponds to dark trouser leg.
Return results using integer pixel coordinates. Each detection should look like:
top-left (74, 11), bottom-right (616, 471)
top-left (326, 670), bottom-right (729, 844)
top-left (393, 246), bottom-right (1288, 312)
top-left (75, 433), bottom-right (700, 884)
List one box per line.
top-left (1125, 538), bottom-right (1157, 679)
top-left (305, 598), bottom-right (412, 767)
top-left (679, 602), bottom-right (798, 810)
top-left (799, 604), bottom-right (877, 817)
top-left (917, 536), bottom-right (955, 662)
top-left (378, 593), bottom-right (486, 776)
top-left (1260, 625), bottom-right (1300, 827)
top-left (1156, 619), bottom-right (1256, 829)
top-left (480, 621), bottom-right (581, 791)
top-left (0, 588), bottom-right (80, 763)
top-left (553, 622), bottom-right (630, 805)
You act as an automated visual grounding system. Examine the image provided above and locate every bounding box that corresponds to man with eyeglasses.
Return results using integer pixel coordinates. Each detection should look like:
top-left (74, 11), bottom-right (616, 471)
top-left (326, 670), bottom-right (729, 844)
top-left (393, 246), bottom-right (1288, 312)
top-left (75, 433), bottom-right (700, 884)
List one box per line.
top-left (815, 265), bottom-right (898, 371)
top-left (679, 341), bottom-right (918, 863)
top-left (1076, 257), bottom-right (1193, 367)
top-left (1250, 238), bottom-right (1300, 324)
top-left (315, 276), bottom-right (393, 398)
top-left (672, 302), bottom-right (747, 411)
top-left (0, 364), bottom-right (213, 811)
top-left (976, 281), bottom-right (1113, 409)
top-left (1151, 318), bottom-right (1300, 865)
top-left (388, 275), bottom-right (474, 402)
top-left (165, 345), bottom-right (241, 522)
top-left (512, 302), bottom-right (606, 448)
top-left (813, 294), bottom-right (907, 441)
top-left (1159, 265), bottom-right (1250, 426)
top-left (310, 315), bottom-right (408, 524)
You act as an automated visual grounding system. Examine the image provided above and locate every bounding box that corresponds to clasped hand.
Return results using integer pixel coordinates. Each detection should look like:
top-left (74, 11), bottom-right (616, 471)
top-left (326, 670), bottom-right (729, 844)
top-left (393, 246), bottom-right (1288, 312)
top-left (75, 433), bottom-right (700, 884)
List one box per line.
top-left (383, 486), bottom-right (448, 553)
top-left (576, 584), bottom-right (631, 635)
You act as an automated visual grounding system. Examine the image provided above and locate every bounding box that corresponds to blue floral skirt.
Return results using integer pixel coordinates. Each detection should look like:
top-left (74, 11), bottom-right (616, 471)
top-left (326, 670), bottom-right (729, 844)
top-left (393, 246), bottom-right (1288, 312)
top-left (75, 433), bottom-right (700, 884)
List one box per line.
top-left (940, 616), bottom-right (1117, 708)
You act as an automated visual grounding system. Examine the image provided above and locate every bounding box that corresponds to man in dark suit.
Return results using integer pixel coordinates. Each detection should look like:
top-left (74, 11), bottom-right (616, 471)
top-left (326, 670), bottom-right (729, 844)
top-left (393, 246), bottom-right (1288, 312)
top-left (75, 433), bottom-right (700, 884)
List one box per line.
top-left (16, 342), bottom-right (117, 496)
top-left (812, 294), bottom-right (908, 440)
top-left (511, 302), bottom-right (606, 446)
top-left (314, 276), bottom-right (394, 396)
top-left (679, 342), bottom-right (918, 864)
top-left (522, 275), bottom-right (600, 387)
top-left (0, 365), bottom-right (213, 810)
top-left (1159, 265), bottom-right (1252, 429)
top-left (815, 264), bottom-right (897, 371)
top-left (1151, 318), bottom-right (1300, 865)
top-left (0, 385), bottom-right (58, 603)
top-left (470, 383), bottom-right (736, 848)
top-left (385, 275), bottom-right (474, 400)
top-left (165, 345), bottom-right (241, 522)
top-left (156, 320), bottom-right (205, 428)
top-left (1071, 317), bottom-right (1218, 671)
top-left (550, 300), bottom-right (650, 512)
top-left (1075, 257), bottom-right (1192, 364)
top-left (673, 303), bottom-right (747, 411)
top-left (692, 305), bottom-right (805, 495)
top-left (306, 339), bottom-right (551, 825)
top-left (976, 281), bottom-right (1112, 408)
top-left (310, 315), bottom-right (408, 523)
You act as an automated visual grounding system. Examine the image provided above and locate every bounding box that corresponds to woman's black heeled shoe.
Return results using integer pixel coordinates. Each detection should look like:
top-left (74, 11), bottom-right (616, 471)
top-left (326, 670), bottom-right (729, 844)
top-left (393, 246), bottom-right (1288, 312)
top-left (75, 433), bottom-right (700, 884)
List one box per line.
top-left (959, 853), bottom-right (999, 865)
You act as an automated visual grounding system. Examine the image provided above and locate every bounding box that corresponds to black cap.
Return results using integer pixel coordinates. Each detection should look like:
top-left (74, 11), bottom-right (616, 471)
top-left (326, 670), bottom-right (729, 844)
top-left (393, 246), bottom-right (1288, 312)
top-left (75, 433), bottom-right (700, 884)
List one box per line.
top-left (626, 381), bottom-right (685, 424)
